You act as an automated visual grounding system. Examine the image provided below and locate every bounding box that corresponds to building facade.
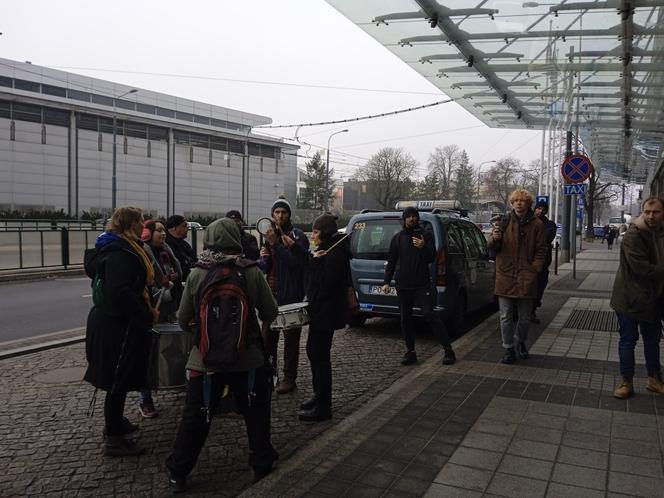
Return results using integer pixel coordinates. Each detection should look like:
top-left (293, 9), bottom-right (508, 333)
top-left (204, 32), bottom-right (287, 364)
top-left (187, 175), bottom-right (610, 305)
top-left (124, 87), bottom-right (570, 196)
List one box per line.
top-left (0, 58), bottom-right (298, 222)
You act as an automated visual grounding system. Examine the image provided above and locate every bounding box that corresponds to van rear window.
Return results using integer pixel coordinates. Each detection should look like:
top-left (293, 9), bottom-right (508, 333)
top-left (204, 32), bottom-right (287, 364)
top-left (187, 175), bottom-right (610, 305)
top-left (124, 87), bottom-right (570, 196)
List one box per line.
top-left (350, 219), bottom-right (402, 259)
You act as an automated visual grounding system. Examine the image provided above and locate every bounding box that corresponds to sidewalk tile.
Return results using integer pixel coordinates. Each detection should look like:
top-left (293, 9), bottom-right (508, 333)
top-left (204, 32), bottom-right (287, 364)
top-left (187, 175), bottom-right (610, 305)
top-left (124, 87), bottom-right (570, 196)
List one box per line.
top-left (472, 419), bottom-right (518, 437)
top-left (527, 400), bottom-right (570, 417)
top-left (424, 483), bottom-right (482, 497)
top-left (497, 454), bottom-right (553, 480)
top-left (460, 432), bottom-right (511, 453)
top-left (609, 454), bottom-right (664, 478)
top-left (612, 411), bottom-right (655, 428)
top-left (611, 423), bottom-right (658, 442)
top-left (486, 473), bottom-right (547, 497)
top-left (390, 476), bottom-right (433, 496)
top-left (345, 484), bottom-right (384, 498)
top-left (566, 417), bottom-right (611, 436)
top-left (507, 439), bottom-right (558, 461)
top-left (358, 470), bottom-right (397, 488)
top-left (370, 458), bottom-right (409, 475)
top-left (448, 447), bottom-right (502, 471)
top-left (520, 412), bottom-right (567, 430)
top-left (311, 477), bottom-right (351, 496)
top-left (551, 462), bottom-right (606, 490)
top-left (403, 463), bottom-right (440, 482)
top-left (433, 463), bottom-right (492, 492)
top-left (608, 471), bottom-right (664, 497)
top-left (609, 437), bottom-right (660, 458)
top-left (546, 483), bottom-right (605, 498)
top-left (326, 464), bottom-right (365, 482)
top-left (557, 446), bottom-right (608, 470)
top-left (514, 425), bottom-right (563, 444)
top-left (562, 430), bottom-right (610, 452)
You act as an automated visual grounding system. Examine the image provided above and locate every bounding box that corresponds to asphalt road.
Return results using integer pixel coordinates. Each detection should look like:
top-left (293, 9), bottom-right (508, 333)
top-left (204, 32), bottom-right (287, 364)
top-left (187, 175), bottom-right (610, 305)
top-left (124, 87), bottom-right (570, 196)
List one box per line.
top-left (0, 277), bottom-right (92, 342)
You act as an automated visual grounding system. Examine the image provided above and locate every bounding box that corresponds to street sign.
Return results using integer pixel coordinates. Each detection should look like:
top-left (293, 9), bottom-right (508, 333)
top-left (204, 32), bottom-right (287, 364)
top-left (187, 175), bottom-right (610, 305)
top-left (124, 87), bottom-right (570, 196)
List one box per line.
top-left (563, 183), bottom-right (587, 195)
top-left (536, 195), bottom-right (549, 206)
top-left (576, 197), bottom-right (585, 206)
top-left (576, 209), bottom-right (583, 220)
top-left (561, 153), bottom-right (593, 184)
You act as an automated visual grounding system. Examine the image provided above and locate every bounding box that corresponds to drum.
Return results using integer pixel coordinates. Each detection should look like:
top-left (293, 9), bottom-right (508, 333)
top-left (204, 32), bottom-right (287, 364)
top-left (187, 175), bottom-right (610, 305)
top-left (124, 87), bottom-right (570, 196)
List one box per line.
top-left (272, 302), bottom-right (310, 330)
top-left (148, 322), bottom-right (193, 389)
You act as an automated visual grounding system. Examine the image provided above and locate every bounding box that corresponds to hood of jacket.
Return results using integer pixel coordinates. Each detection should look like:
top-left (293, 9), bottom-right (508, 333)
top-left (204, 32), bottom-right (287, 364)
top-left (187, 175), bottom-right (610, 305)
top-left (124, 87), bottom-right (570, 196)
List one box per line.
top-left (202, 218), bottom-right (243, 254)
top-left (95, 231), bottom-right (122, 250)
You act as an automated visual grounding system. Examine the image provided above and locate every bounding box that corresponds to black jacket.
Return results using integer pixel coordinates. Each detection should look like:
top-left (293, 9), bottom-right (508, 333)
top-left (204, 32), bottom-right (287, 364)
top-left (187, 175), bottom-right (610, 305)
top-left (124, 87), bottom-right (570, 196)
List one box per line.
top-left (84, 236), bottom-right (153, 392)
top-left (240, 229), bottom-right (260, 261)
top-left (384, 224), bottom-right (436, 290)
top-left (165, 233), bottom-right (197, 280)
top-left (306, 233), bottom-right (352, 331)
top-left (539, 214), bottom-right (557, 268)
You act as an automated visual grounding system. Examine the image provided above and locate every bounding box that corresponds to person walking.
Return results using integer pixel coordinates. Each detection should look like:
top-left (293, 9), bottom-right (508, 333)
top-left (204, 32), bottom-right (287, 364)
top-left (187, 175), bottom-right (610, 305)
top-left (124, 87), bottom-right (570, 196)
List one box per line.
top-left (83, 206), bottom-right (158, 457)
top-left (226, 210), bottom-right (260, 260)
top-left (531, 200), bottom-right (558, 324)
top-left (298, 214), bottom-right (351, 422)
top-left (606, 226), bottom-right (617, 250)
top-left (165, 215), bottom-right (197, 281)
top-left (382, 206), bottom-right (456, 366)
top-left (166, 218), bottom-right (279, 492)
top-left (258, 197), bottom-right (309, 394)
top-left (488, 189), bottom-right (547, 364)
top-left (610, 197), bottom-right (664, 399)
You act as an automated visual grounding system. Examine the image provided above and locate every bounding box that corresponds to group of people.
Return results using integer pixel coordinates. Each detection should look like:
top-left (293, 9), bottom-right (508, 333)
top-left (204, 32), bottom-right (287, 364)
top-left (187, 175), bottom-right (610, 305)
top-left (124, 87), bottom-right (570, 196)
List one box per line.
top-left (83, 198), bottom-right (352, 491)
top-left (602, 223), bottom-right (619, 250)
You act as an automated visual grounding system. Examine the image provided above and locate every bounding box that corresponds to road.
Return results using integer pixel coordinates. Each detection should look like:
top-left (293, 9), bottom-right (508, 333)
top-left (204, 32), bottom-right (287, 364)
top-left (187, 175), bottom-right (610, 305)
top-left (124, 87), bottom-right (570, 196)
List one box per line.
top-left (0, 277), bottom-right (92, 342)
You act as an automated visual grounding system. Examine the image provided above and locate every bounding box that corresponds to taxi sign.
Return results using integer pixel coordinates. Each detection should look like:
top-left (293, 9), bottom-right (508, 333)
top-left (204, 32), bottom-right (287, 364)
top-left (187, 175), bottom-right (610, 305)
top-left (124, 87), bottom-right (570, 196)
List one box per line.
top-left (563, 183), bottom-right (587, 195)
top-left (561, 153), bottom-right (593, 184)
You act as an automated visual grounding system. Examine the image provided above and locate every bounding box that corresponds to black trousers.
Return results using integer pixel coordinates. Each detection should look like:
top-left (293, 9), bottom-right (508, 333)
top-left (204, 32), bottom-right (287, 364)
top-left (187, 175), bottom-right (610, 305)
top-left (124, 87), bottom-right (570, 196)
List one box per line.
top-left (104, 390), bottom-right (127, 436)
top-left (306, 324), bottom-right (335, 409)
top-left (535, 269), bottom-right (550, 309)
top-left (397, 287), bottom-right (451, 351)
top-left (166, 368), bottom-right (277, 478)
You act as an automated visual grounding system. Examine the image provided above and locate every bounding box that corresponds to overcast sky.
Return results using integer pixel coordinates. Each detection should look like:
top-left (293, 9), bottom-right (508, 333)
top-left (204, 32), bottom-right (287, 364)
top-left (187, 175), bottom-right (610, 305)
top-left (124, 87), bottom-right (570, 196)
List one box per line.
top-left (3, 0), bottom-right (542, 181)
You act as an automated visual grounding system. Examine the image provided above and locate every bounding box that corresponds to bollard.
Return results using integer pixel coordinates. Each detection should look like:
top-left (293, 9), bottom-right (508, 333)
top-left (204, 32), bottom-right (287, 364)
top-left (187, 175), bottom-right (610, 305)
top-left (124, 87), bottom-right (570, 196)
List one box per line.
top-left (61, 227), bottom-right (70, 269)
top-left (554, 242), bottom-right (559, 275)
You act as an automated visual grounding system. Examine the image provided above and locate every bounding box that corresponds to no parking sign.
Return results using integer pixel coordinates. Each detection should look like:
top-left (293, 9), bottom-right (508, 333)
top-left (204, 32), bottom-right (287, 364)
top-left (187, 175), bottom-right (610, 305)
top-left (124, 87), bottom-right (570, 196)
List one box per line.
top-left (561, 154), bottom-right (593, 184)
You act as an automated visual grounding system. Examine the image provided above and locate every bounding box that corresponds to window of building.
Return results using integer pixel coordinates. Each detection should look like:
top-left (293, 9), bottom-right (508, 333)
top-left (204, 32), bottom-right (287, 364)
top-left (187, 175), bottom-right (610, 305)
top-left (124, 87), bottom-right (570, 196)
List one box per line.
top-left (210, 118), bottom-right (228, 128)
top-left (42, 84), bottom-right (67, 97)
top-left (68, 89), bottom-right (91, 102)
top-left (157, 107), bottom-right (175, 118)
top-left (0, 100), bottom-right (10, 119)
top-left (14, 79), bottom-right (40, 92)
top-left (125, 122), bottom-right (147, 139)
top-left (148, 126), bottom-right (168, 141)
top-left (190, 133), bottom-right (209, 148)
top-left (12, 103), bottom-right (42, 123)
top-left (194, 114), bottom-right (210, 125)
top-left (77, 114), bottom-right (98, 131)
top-left (176, 111), bottom-right (194, 122)
top-left (137, 103), bottom-right (156, 115)
top-left (229, 139), bottom-right (243, 154)
top-left (173, 131), bottom-right (189, 145)
top-left (0, 76), bottom-right (12, 88)
top-left (115, 99), bottom-right (135, 111)
top-left (90, 94), bottom-right (113, 106)
top-left (43, 108), bottom-right (69, 127)
top-left (210, 136), bottom-right (227, 151)
top-left (248, 143), bottom-right (260, 156)
top-left (99, 117), bottom-right (114, 134)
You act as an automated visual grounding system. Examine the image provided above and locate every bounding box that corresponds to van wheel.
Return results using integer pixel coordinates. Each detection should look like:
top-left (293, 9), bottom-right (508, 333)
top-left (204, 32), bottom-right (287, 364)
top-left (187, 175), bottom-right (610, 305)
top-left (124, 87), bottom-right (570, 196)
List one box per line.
top-left (450, 293), bottom-right (467, 337)
top-left (347, 315), bottom-right (367, 328)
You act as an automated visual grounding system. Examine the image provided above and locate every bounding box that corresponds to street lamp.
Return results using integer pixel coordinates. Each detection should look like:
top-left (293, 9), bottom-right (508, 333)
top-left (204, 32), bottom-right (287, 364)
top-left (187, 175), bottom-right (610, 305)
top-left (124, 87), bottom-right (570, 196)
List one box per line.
top-left (112, 88), bottom-right (138, 211)
top-left (325, 129), bottom-right (348, 211)
top-left (477, 160), bottom-right (496, 210)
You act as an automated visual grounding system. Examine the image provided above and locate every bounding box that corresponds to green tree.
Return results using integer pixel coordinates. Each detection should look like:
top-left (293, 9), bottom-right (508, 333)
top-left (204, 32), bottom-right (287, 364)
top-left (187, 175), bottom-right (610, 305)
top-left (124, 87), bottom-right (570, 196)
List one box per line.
top-left (299, 152), bottom-right (335, 210)
top-left (453, 150), bottom-right (475, 207)
top-left (354, 147), bottom-right (417, 209)
top-left (414, 172), bottom-right (441, 200)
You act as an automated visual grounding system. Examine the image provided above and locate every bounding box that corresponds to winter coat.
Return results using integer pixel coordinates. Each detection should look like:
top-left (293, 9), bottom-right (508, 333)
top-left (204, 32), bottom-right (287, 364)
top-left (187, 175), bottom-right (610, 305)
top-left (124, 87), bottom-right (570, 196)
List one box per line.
top-left (610, 215), bottom-right (664, 323)
top-left (306, 233), bottom-right (352, 331)
top-left (143, 242), bottom-right (183, 321)
top-left (487, 210), bottom-right (548, 299)
top-left (177, 218), bottom-right (278, 373)
top-left (384, 224), bottom-right (436, 290)
top-left (165, 232), bottom-right (197, 281)
top-left (84, 233), bottom-right (153, 392)
top-left (539, 214), bottom-right (557, 269)
top-left (239, 229), bottom-right (260, 261)
top-left (258, 223), bottom-right (309, 305)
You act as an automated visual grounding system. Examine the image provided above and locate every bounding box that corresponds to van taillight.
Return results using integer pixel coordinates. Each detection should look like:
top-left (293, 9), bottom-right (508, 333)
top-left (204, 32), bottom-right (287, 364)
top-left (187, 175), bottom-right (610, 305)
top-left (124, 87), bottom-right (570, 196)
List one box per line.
top-left (436, 246), bottom-right (447, 286)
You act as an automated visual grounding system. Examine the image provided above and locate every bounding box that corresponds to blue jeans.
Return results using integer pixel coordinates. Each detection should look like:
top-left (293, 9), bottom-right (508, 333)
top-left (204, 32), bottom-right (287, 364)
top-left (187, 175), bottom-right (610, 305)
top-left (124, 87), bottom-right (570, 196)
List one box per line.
top-left (616, 312), bottom-right (662, 378)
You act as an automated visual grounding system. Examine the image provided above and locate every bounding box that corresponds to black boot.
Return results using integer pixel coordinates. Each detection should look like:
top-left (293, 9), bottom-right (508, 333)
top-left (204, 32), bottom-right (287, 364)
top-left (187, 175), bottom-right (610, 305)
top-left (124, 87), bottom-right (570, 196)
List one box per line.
top-left (103, 435), bottom-right (145, 457)
top-left (298, 404), bottom-right (332, 422)
top-left (400, 350), bottom-right (417, 366)
top-left (517, 342), bottom-right (530, 359)
top-left (501, 347), bottom-right (517, 365)
top-left (442, 347), bottom-right (456, 365)
top-left (530, 311), bottom-right (540, 324)
top-left (299, 395), bottom-right (318, 411)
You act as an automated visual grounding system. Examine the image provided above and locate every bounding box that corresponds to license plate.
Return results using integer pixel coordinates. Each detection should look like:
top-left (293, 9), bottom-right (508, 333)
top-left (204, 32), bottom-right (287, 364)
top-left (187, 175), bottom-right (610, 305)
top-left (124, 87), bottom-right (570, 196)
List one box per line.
top-left (369, 285), bottom-right (396, 296)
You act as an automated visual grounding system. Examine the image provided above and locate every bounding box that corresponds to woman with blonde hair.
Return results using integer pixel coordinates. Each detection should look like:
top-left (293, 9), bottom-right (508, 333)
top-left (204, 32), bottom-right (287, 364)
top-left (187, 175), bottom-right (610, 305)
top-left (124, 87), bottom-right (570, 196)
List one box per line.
top-left (84, 206), bottom-right (159, 457)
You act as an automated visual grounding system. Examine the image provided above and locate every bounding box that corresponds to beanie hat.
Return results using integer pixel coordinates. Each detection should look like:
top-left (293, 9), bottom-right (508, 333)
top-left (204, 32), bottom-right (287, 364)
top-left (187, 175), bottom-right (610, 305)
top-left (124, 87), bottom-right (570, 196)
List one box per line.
top-left (225, 210), bottom-right (244, 223)
top-left (313, 213), bottom-right (338, 240)
top-left (142, 219), bottom-right (159, 242)
top-left (535, 200), bottom-right (549, 213)
top-left (165, 214), bottom-right (186, 230)
top-left (402, 206), bottom-right (420, 220)
top-left (271, 197), bottom-right (292, 217)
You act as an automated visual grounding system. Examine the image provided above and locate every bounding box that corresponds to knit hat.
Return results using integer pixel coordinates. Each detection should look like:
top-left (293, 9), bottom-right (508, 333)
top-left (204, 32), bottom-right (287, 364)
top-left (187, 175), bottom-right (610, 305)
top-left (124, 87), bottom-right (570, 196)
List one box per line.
top-left (402, 206), bottom-right (420, 220)
top-left (313, 213), bottom-right (338, 240)
top-left (225, 210), bottom-right (244, 223)
top-left (165, 214), bottom-right (186, 230)
top-left (141, 219), bottom-right (160, 242)
top-left (535, 200), bottom-right (549, 213)
top-left (271, 197), bottom-right (292, 217)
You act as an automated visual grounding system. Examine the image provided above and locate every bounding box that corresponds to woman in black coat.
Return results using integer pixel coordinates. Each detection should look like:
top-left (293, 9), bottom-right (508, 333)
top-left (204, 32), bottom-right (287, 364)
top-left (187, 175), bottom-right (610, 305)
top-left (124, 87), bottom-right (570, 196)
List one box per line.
top-left (298, 214), bottom-right (351, 422)
top-left (84, 206), bottom-right (158, 456)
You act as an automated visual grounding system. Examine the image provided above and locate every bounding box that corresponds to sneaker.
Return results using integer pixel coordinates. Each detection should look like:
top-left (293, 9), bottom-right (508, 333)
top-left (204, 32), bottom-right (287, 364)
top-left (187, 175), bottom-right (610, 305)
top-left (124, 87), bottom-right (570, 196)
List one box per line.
top-left (614, 377), bottom-right (634, 399)
top-left (400, 351), bottom-right (417, 366)
top-left (139, 401), bottom-right (159, 419)
top-left (442, 348), bottom-right (456, 365)
top-left (104, 436), bottom-right (145, 457)
top-left (501, 347), bottom-right (517, 365)
top-left (168, 472), bottom-right (187, 493)
top-left (517, 342), bottom-right (530, 359)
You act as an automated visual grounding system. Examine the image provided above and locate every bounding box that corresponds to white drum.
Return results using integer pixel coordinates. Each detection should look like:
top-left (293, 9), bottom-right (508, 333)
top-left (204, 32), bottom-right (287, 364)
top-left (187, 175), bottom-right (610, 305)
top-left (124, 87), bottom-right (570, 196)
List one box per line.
top-left (272, 302), bottom-right (309, 330)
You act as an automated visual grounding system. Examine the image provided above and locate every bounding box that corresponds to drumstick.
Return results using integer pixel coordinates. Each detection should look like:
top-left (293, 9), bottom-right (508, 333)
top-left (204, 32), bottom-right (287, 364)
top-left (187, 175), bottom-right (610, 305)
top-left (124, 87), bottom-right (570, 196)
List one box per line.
top-left (324, 233), bottom-right (350, 253)
top-left (154, 288), bottom-right (164, 311)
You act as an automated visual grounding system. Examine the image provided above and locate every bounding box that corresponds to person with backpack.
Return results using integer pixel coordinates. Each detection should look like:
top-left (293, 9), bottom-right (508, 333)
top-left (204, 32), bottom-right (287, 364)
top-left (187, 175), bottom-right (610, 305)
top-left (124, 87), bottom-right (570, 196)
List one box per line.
top-left (298, 214), bottom-right (351, 422)
top-left (83, 206), bottom-right (159, 457)
top-left (531, 200), bottom-right (558, 324)
top-left (488, 189), bottom-right (548, 364)
top-left (258, 197), bottom-right (309, 394)
top-left (166, 218), bottom-right (279, 492)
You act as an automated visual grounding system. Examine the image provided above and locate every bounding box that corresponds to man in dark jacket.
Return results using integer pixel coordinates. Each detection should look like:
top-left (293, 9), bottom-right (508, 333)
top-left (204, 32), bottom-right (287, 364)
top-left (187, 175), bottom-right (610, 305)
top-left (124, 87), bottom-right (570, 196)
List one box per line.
top-left (383, 206), bottom-right (456, 366)
top-left (166, 218), bottom-right (279, 491)
top-left (488, 189), bottom-right (547, 364)
top-left (610, 197), bottom-right (664, 399)
top-left (258, 198), bottom-right (309, 394)
top-left (531, 200), bottom-right (558, 323)
top-left (165, 215), bottom-right (197, 281)
top-left (226, 209), bottom-right (260, 260)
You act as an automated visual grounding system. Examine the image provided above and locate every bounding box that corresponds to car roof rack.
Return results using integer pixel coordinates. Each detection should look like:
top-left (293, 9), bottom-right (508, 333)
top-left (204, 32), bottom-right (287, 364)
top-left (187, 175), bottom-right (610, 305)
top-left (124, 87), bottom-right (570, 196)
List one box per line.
top-left (360, 209), bottom-right (383, 214)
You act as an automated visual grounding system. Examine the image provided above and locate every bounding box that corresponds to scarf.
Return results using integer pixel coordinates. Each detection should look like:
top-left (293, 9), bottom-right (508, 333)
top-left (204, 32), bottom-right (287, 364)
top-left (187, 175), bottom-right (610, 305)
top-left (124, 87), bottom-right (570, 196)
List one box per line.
top-left (120, 234), bottom-right (155, 308)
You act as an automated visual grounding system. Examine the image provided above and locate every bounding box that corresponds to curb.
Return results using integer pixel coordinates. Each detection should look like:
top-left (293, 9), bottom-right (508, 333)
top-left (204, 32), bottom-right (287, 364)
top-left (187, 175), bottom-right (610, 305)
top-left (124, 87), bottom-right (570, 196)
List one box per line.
top-left (0, 267), bottom-right (85, 283)
top-left (0, 329), bottom-right (86, 360)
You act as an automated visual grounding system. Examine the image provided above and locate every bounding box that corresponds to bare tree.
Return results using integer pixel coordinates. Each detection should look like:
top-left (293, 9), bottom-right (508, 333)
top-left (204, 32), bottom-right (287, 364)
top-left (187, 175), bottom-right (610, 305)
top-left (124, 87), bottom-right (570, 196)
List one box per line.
top-left (427, 145), bottom-right (460, 198)
top-left (583, 169), bottom-right (620, 239)
top-left (354, 147), bottom-right (417, 209)
top-left (484, 157), bottom-right (526, 210)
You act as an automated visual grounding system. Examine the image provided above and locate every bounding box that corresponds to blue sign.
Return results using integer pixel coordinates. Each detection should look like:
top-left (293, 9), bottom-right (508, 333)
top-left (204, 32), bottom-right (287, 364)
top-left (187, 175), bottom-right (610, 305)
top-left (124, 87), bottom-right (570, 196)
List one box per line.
top-left (561, 153), bottom-right (593, 184)
top-left (536, 195), bottom-right (549, 206)
top-left (576, 209), bottom-right (583, 220)
top-left (563, 183), bottom-right (587, 195)
top-left (576, 197), bottom-right (585, 206)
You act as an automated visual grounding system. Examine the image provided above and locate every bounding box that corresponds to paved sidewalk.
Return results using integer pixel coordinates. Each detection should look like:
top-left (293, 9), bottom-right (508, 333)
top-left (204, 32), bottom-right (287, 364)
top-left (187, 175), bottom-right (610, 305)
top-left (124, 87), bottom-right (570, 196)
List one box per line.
top-left (2, 244), bottom-right (660, 497)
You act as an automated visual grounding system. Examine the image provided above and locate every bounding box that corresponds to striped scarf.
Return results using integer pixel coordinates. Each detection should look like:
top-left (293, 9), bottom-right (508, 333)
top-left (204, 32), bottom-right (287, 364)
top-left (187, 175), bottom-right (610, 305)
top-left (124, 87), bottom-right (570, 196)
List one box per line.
top-left (120, 234), bottom-right (155, 308)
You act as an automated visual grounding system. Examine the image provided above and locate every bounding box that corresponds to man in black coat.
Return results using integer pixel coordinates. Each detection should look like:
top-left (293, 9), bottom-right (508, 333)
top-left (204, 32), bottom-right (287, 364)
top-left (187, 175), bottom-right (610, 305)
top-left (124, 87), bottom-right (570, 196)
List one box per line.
top-left (532, 200), bottom-right (558, 323)
top-left (165, 215), bottom-right (197, 281)
top-left (383, 206), bottom-right (456, 366)
top-left (226, 210), bottom-right (260, 261)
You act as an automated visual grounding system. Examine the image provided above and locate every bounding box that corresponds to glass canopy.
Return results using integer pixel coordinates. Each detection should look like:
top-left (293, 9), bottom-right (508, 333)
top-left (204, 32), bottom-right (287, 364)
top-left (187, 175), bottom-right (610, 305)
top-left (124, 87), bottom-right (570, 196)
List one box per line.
top-left (326, 0), bottom-right (664, 184)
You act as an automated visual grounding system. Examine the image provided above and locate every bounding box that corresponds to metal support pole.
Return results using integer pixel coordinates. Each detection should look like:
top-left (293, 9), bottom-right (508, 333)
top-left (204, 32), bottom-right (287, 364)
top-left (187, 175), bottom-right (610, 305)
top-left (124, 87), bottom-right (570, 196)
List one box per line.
top-left (560, 131), bottom-right (573, 264)
top-left (112, 113), bottom-right (117, 211)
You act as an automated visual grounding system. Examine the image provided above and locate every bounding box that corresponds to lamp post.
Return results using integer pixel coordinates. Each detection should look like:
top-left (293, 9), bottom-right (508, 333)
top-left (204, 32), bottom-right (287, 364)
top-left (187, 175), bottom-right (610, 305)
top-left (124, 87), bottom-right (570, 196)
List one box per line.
top-left (112, 88), bottom-right (138, 211)
top-left (325, 129), bottom-right (348, 211)
top-left (477, 160), bottom-right (496, 212)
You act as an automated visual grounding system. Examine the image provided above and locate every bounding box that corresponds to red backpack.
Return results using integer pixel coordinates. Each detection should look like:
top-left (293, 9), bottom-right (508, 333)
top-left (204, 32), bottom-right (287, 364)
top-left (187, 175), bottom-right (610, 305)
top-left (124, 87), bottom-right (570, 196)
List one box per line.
top-left (195, 262), bottom-right (253, 370)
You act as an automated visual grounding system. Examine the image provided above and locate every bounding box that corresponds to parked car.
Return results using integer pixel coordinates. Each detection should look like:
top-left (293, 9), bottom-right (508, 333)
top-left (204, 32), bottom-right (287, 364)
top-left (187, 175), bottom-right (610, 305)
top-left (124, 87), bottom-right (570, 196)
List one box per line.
top-left (186, 221), bottom-right (203, 230)
top-left (346, 208), bottom-right (496, 335)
